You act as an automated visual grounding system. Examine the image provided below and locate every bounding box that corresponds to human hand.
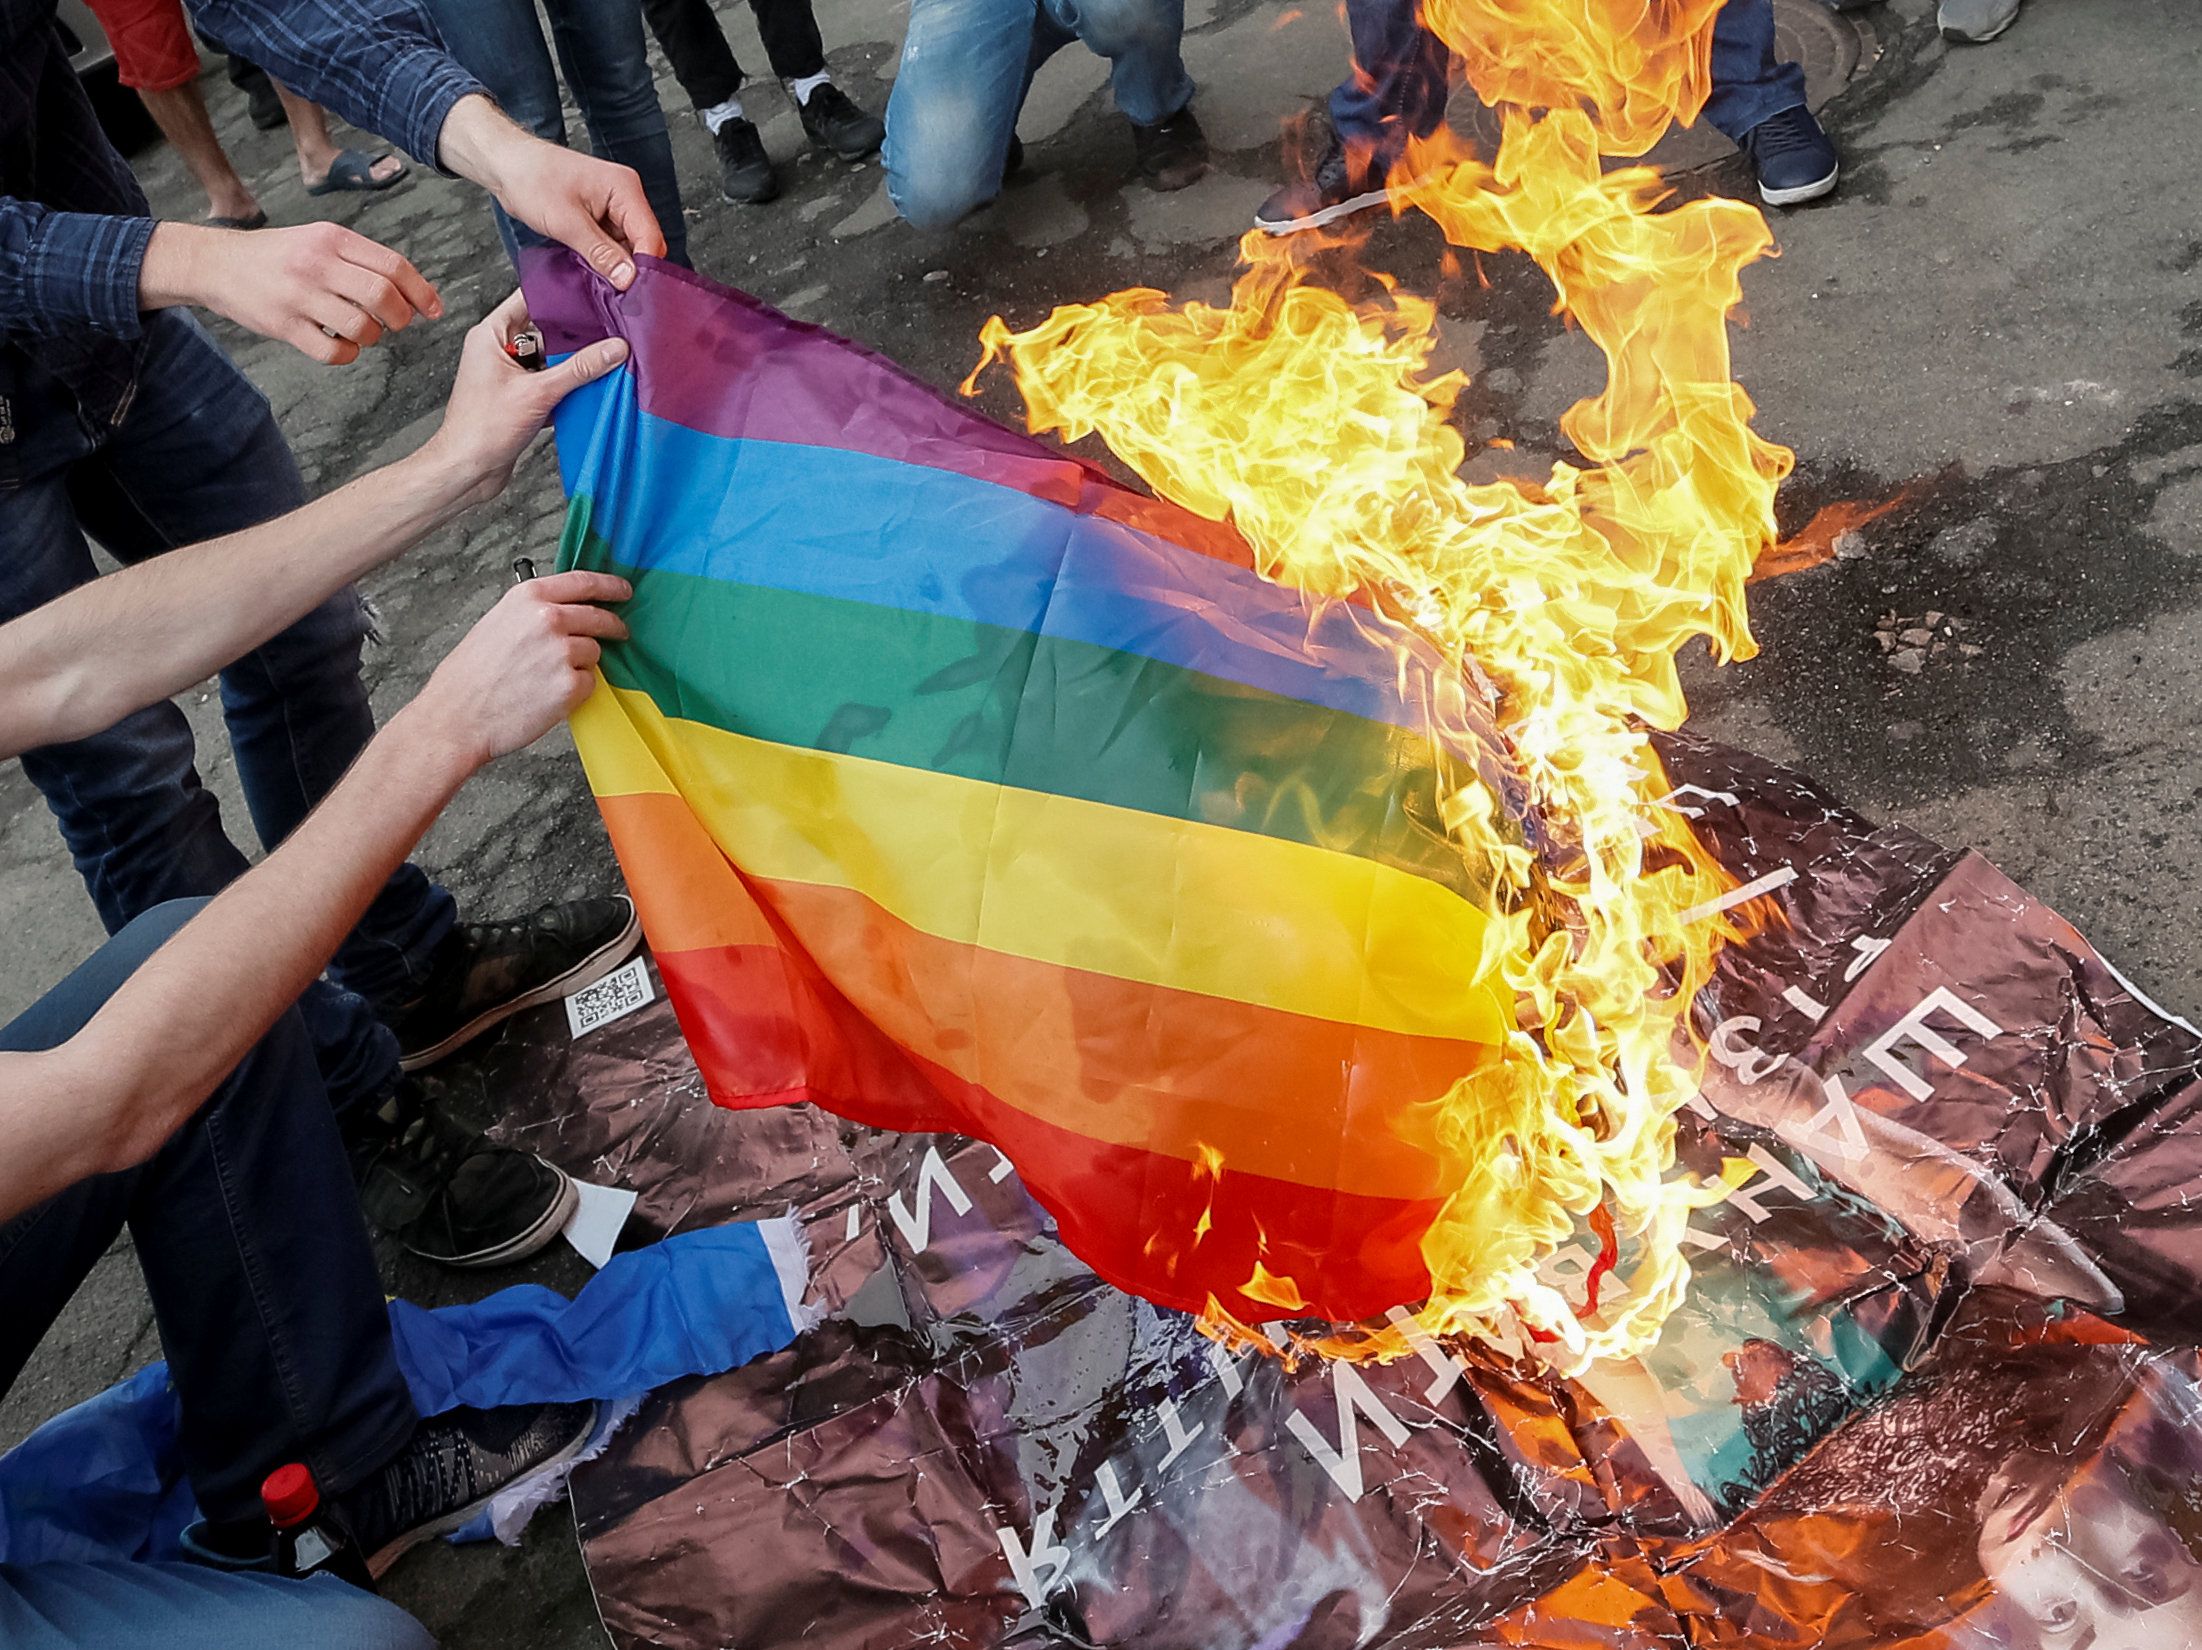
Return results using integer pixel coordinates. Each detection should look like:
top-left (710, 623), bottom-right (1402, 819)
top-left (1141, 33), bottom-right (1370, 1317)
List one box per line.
top-left (410, 572), bottom-right (633, 769)
top-left (437, 95), bottom-right (666, 289)
top-left (420, 293), bottom-right (630, 506)
top-left (139, 221), bottom-right (441, 364)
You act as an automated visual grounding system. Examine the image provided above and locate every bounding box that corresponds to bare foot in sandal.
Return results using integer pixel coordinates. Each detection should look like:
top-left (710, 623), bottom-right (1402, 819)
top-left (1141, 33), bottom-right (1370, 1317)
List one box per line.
top-left (272, 83), bottom-right (412, 197)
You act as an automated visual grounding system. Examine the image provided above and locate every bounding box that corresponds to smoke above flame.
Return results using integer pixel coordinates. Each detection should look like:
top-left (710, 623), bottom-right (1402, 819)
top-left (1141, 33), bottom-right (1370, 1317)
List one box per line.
top-left (968, 1), bottom-right (1793, 1366)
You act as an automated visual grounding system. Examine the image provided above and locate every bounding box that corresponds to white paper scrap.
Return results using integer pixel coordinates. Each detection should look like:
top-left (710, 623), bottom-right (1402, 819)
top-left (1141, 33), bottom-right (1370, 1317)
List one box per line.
top-left (562, 1180), bottom-right (639, 1269)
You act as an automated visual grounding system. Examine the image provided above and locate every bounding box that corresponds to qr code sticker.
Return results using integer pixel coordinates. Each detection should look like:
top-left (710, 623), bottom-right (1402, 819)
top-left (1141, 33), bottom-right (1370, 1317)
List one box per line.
top-left (565, 956), bottom-right (654, 1039)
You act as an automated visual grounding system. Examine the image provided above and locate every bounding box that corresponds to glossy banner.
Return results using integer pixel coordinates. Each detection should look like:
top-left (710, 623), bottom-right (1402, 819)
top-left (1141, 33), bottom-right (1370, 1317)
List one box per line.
top-left (485, 726), bottom-right (2202, 1650)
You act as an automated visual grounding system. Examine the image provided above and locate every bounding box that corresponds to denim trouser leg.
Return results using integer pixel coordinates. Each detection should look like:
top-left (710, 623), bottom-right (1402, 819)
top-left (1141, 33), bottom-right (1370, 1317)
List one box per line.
top-left (1329, 0), bottom-right (1450, 164)
top-left (1702, 0), bottom-right (1807, 143)
top-left (0, 1565), bottom-right (435, 1650)
top-left (425, 0), bottom-right (690, 268)
top-left (0, 902), bottom-right (420, 1523)
top-left (0, 313), bottom-right (452, 1113)
top-left (884, 0), bottom-right (1193, 229)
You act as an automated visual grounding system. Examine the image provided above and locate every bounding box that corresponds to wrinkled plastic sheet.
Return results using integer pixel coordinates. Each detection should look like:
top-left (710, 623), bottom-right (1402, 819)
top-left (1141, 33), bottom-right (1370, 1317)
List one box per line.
top-left (486, 732), bottom-right (2202, 1650)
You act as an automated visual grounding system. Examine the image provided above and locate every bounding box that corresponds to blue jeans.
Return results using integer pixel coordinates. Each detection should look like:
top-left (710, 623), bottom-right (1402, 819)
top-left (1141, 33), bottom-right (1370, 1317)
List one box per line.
top-left (1702, 0), bottom-right (1807, 142)
top-left (883, 0), bottom-right (1195, 229)
top-left (423, 0), bottom-right (691, 269)
top-left (0, 903), bottom-right (419, 1525)
top-left (1330, 0), bottom-right (1805, 157)
top-left (0, 312), bottom-right (453, 1116)
top-left (0, 1565), bottom-right (434, 1650)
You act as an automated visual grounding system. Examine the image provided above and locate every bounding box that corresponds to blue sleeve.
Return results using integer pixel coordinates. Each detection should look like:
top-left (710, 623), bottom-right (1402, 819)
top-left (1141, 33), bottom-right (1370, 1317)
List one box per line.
top-left (185, 0), bottom-right (487, 169)
top-left (0, 198), bottom-right (156, 340)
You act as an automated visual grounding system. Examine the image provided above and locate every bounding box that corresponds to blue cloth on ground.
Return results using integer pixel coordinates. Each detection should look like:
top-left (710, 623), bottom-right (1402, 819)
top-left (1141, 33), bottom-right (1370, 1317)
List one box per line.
top-left (0, 1220), bottom-right (808, 1567)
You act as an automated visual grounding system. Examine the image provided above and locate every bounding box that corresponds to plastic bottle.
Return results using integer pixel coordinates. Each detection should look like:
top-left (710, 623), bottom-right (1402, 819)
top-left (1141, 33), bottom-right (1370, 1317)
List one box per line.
top-left (261, 1462), bottom-right (377, 1590)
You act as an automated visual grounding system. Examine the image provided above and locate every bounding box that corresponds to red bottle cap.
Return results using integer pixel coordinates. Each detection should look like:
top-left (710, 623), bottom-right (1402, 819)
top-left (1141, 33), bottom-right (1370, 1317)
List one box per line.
top-left (261, 1462), bottom-right (320, 1528)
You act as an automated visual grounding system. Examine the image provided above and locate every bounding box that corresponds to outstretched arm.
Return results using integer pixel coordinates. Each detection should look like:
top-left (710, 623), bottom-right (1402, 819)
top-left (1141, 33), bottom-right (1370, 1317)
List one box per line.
top-left (0, 293), bottom-right (629, 761)
top-left (0, 568), bottom-right (630, 1220)
top-left (188, 0), bottom-right (665, 283)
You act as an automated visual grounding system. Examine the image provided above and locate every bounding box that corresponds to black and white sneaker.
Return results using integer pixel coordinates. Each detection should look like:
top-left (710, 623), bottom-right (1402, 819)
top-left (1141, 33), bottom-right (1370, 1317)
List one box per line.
top-left (339, 1401), bottom-right (601, 1577)
top-left (389, 895), bottom-right (641, 1071)
top-left (1254, 127), bottom-right (1396, 235)
top-left (353, 1076), bottom-right (578, 1269)
top-left (713, 117), bottom-right (779, 204)
top-left (1741, 105), bottom-right (1840, 207)
top-left (798, 83), bottom-right (884, 161)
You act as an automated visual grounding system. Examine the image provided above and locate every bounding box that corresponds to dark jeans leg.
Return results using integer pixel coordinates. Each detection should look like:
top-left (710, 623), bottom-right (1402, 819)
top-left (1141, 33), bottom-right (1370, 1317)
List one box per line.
top-left (543, 0), bottom-right (692, 267)
top-left (0, 317), bottom-right (446, 1116)
top-left (419, 0), bottom-right (567, 267)
top-left (1702, 0), bottom-right (1807, 143)
top-left (0, 903), bottom-right (418, 1522)
top-left (65, 312), bottom-right (458, 1019)
top-left (750, 0), bottom-right (826, 83)
top-left (1328, 0), bottom-right (1450, 165)
top-left (640, 0), bottom-right (748, 113)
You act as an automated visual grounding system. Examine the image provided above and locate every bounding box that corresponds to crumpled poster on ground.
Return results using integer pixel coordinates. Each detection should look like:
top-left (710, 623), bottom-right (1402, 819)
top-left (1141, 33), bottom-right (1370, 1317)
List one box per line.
top-left (485, 725), bottom-right (2202, 1650)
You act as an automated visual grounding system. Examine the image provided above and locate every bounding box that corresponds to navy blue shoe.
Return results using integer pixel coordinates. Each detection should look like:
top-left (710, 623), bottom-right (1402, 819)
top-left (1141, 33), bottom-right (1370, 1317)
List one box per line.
top-left (1742, 106), bottom-right (1840, 207)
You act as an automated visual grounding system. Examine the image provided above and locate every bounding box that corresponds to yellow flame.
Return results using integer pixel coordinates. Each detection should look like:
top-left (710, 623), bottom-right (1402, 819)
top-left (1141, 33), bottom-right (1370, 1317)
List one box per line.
top-left (968, 2), bottom-right (1791, 1367)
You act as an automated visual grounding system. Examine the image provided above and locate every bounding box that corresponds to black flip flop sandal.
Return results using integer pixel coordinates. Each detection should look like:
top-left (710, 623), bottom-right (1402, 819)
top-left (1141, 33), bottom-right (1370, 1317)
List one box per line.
top-left (307, 149), bottom-right (409, 196)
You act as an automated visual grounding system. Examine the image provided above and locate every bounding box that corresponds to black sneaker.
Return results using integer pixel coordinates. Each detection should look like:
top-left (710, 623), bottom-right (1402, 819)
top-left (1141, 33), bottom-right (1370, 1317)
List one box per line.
top-left (353, 1076), bottom-right (578, 1268)
top-left (1742, 105), bottom-right (1840, 206)
top-left (798, 82), bottom-right (884, 161)
top-left (1131, 107), bottom-right (1208, 192)
top-left (389, 895), bottom-right (641, 1071)
top-left (1254, 127), bottom-right (1394, 235)
top-left (338, 1401), bottom-right (601, 1577)
top-left (713, 117), bottom-right (779, 204)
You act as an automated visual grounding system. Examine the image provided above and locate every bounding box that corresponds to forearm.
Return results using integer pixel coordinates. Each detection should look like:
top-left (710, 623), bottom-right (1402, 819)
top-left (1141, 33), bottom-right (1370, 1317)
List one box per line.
top-left (0, 700), bottom-right (478, 1219)
top-left (0, 445), bottom-right (481, 760)
top-left (190, 0), bottom-right (482, 167)
top-left (434, 95), bottom-right (526, 199)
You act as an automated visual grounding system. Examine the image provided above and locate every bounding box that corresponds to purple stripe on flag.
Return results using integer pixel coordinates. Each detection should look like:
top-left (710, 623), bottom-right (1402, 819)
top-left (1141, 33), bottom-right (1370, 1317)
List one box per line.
top-left (518, 249), bottom-right (1254, 568)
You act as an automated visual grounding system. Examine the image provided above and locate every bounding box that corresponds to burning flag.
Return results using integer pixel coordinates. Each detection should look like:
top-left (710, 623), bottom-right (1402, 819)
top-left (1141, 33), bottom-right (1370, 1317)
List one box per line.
top-left (526, 0), bottom-right (1801, 1361)
top-left (524, 254), bottom-right (1540, 1329)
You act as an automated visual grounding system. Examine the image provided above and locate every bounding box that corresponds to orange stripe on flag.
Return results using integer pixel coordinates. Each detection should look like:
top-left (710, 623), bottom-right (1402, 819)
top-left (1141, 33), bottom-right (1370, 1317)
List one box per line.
top-left (597, 788), bottom-right (1487, 1203)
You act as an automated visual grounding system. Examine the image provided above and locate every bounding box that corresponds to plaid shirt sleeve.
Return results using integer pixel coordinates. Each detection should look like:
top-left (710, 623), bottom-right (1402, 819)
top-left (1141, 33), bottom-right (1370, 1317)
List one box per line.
top-left (0, 198), bottom-right (157, 339)
top-left (187, 0), bottom-right (486, 169)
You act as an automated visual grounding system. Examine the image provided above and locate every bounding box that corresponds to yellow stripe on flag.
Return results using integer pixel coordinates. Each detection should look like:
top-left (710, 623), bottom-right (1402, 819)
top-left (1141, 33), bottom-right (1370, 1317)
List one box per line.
top-left (575, 680), bottom-right (1514, 1046)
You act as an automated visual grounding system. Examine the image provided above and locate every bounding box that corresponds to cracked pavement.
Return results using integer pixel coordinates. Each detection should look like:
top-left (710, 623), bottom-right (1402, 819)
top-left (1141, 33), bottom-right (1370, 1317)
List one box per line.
top-left (2, 0), bottom-right (2196, 1642)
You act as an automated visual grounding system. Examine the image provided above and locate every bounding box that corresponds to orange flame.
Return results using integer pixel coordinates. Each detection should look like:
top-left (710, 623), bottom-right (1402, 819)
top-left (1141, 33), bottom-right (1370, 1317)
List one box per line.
top-left (969, 1), bottom-right (1790, 1367)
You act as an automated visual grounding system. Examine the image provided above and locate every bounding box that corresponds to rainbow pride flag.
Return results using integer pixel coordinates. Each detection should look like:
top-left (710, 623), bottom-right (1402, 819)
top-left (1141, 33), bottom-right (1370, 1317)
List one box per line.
top-left (524, 252), bottom-right (1522, 1324)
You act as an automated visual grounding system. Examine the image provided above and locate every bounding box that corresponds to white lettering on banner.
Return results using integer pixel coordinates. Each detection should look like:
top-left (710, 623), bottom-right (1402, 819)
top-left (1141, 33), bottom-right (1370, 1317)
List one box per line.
top-left (988, 1150), bottom-right (1017, 1184)
top-left (1205, 1342), bottom-right (1247, 1398)
top-left (1726, 1142), bottom-right (1819, 1224)
top-left (1782, 984), bottom-right (1830, 1021)
top-left (1284, 1363), bottom-right (1413, 1502)
top-left (1680, 866), bottom-right (1798, 925)
top-left (1791, 1072), bottom-right (1871, 1163)
top-left (1710, 1014), bottom-right (1789, 1086)
top-left (1384, 1305), bottom-right (1463, 1405)
top-left (1844, 935), bottom-right (1892, 982)
top-left (1656, 783), bottom-right (1742, 818)
top-left (999, 1508), bottom-right (1070, 1607)
top-left (1744, 1144), bottom-right (1817, 1204)
top-left (1863, 987), bottom-right (2005, 1101)
top-left (1681, 1224), bottom-right (1728, 1251)
top-left (1156, 1398), bottom-right (1201, 1470)
top-left (885, 1145), bottom-right (974, 1250)
top-left (1093, 1464), bottom-right (1143, 1537)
